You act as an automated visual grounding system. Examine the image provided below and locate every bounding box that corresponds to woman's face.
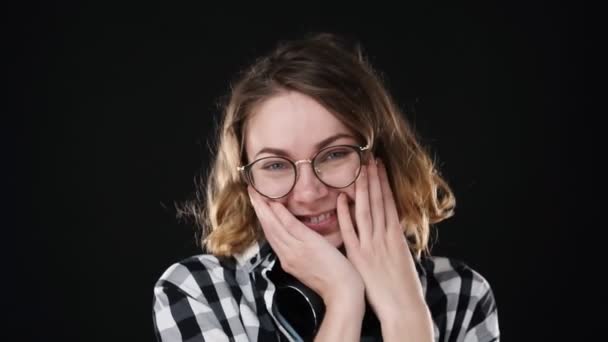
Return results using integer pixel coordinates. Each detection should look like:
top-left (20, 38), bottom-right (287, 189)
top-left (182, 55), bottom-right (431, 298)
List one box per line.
top-left (244, 91), bottom-right (359, 248)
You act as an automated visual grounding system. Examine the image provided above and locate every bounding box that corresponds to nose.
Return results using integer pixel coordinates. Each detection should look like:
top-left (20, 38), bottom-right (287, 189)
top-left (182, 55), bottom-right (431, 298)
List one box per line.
top-left (291, 161), bottom-right (329, 202)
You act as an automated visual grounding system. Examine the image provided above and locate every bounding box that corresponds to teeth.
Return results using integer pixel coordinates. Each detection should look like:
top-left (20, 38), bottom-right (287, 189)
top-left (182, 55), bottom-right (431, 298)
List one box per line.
top-left (305, 211), bottom-right (333, 224)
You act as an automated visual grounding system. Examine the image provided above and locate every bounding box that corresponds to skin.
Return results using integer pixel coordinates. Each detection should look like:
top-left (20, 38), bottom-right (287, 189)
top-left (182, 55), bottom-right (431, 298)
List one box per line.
top-left (245, 91), bottom-right (433, 342)
top-left (245, 90), bottom-right (357, 247)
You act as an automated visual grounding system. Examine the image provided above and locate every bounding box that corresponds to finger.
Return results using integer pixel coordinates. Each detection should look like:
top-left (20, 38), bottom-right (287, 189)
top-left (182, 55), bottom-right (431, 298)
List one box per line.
top-left (268, 201), bottom-right (314, 242)
top-left (355, 163), bottom-right (373, 247)
top-left (248, 187), bottom-right (294, 250)
top-left (337, 192), bottom-right (359, 253)
top-left (377, 160), bottom-right (401, 234)
top-left (368, 157), bottom-right (386, 240)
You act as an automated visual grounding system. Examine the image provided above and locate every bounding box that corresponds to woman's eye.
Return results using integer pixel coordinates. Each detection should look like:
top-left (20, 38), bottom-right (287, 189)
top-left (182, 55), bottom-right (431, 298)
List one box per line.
top-left (321, 150), bottom-right (348, 161)
top-left (327, 151), bottom-right (346, 159)
top-left (263, 162), bottom-right (288, 170)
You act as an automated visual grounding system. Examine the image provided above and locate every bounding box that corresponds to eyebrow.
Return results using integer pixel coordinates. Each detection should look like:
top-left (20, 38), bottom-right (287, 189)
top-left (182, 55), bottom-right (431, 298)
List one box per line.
top-left (254, 133), bottom-right (357, 159)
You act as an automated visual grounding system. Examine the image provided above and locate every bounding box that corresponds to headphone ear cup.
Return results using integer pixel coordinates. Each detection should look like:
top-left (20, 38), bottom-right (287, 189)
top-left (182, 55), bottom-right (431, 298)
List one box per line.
top-left (270, 260), bottom-right (326, 341)
top-left (275, 282), bottom-right (325, 341)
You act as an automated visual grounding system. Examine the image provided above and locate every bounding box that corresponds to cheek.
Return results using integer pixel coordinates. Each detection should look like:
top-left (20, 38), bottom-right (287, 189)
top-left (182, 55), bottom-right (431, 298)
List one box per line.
top-left (337, 187), bottom-right (357, 222)
top-left (267, 197), bottom-right (288, 206)
top-left (342, 184), bottom-right (356, 202)
top-left (339, 185), bottom-right (356, 216)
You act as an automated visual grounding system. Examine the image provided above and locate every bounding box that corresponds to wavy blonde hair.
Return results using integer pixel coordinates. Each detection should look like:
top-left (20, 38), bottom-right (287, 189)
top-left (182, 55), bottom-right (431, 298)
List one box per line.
top-left (182, 33), bottom-right (455, 258)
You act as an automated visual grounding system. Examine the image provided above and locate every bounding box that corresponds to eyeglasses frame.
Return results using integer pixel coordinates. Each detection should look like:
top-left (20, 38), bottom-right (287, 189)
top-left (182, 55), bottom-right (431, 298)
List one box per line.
top-left (237, 144), bottom-right (371, 199)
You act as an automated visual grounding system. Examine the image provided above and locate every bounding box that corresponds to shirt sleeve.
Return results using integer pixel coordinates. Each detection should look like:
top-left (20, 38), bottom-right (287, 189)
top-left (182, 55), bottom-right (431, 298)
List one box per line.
top-left (153, 279), bottom-right (235, 342)
top-left (463, 273), bottom-right (500, 342)
top-left (152, 260), bottom-right (247, 342)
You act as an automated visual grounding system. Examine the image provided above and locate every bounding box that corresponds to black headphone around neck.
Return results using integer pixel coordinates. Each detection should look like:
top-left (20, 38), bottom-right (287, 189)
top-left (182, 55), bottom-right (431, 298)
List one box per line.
top-left (270, 258), bottom-right (383, 342)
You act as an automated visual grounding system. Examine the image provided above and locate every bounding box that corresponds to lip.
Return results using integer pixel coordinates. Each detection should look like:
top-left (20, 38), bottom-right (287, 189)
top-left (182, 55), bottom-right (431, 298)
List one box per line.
top-left (295, 209), bottom-right (335, 219)
top-left (296, 209), bottom-right (337, 233)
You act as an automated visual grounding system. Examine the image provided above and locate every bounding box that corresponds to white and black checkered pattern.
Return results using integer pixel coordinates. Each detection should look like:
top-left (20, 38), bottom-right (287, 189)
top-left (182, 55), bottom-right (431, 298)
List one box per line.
top-left (152, 241), bottom-right (499, 341)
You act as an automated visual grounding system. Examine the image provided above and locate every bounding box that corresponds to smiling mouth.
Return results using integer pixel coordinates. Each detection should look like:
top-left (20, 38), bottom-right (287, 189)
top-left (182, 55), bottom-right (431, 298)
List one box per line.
top-left (296, 209), bottom-right (336, 224)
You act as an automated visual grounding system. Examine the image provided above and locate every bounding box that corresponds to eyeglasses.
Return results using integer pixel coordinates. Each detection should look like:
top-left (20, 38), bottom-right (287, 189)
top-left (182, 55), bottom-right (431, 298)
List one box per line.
top-left (238, 144), bottom-right (370, 199)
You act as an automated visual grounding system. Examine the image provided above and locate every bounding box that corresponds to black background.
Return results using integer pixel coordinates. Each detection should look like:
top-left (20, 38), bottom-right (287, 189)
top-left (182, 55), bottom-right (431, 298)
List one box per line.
top-left (8, 2), bottom-right (586, 341)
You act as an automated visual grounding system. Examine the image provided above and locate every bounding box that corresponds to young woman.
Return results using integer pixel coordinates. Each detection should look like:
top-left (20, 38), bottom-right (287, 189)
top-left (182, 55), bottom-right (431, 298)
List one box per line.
top-left (153, 33), bottom-right (500, 342)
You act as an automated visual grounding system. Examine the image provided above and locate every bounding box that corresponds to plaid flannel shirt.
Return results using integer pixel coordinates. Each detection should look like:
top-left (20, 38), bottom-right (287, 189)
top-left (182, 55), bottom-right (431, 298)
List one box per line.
top-left (152, 241), bottom-right (499, 341)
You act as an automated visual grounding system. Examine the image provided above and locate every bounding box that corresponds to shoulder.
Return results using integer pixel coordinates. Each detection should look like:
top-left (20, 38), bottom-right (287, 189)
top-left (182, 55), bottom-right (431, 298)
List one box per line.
top-left (152, 254), bottom-right (258, 341)
top-left (420, 256), bottom-right (495, 299)
top-left (153, 254), bottom-right (238, 299)
top-left (420, 256), bottom-right (500, 340)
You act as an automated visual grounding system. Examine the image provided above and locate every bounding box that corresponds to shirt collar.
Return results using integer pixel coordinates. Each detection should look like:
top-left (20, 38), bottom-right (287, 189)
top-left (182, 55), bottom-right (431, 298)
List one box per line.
top-left (234, 239), bottom-right (275, 273)
top-left (235, 238), bottom-right (428, 288)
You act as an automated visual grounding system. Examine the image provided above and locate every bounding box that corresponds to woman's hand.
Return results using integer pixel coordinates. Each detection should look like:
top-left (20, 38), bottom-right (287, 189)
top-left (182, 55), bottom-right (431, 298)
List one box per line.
top-left (247, 187), bottom-right (364, 307)
top-left (336, 158), bottom-right (434, 341)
